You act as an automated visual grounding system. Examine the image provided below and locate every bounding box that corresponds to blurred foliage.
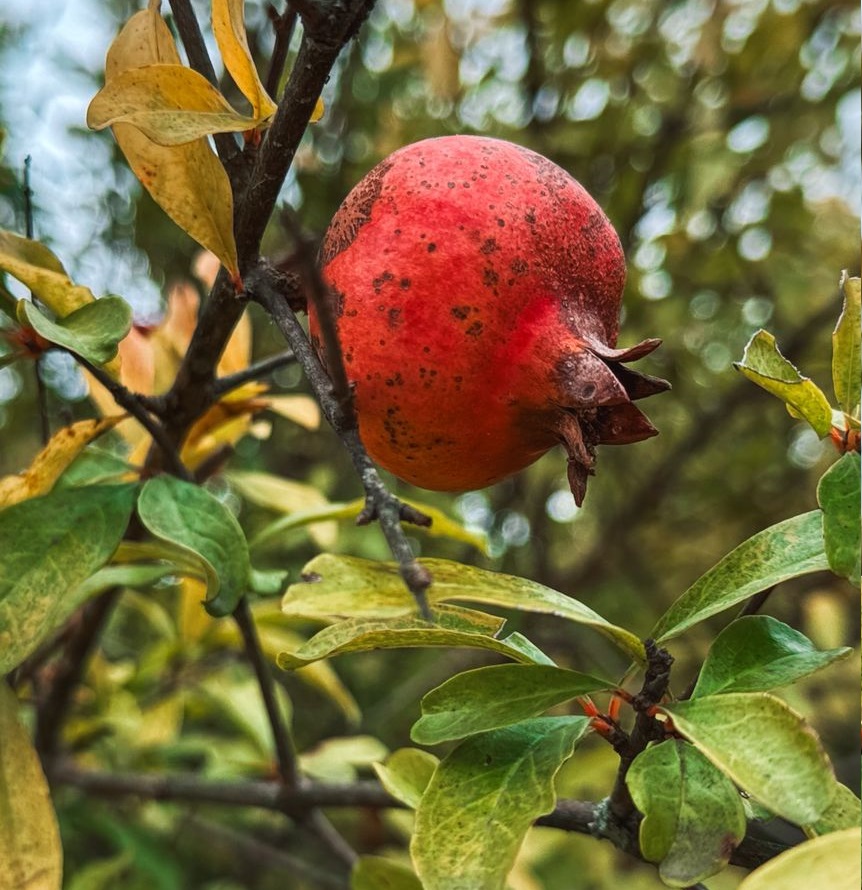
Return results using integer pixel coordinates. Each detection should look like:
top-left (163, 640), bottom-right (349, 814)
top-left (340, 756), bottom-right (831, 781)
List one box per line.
top-left (0, 0), bottom-right (859, 887)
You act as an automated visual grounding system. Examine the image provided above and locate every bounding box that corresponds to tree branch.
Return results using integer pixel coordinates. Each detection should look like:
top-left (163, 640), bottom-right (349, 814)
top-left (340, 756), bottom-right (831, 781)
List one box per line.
top-left (265, 5), bottom-right (299, 99)
top-left (167, 0), bottom-right (241, 167)
top-left (156, 2), bottom-right (373, 460)
top-left (50, 762), bottom-right (789, 870)
top-left (232, 597), bottom-right (300, 788)
top-left (247, 264), bottom-right (433, 618)
top-left (213, 349), bottom-right (297, 396)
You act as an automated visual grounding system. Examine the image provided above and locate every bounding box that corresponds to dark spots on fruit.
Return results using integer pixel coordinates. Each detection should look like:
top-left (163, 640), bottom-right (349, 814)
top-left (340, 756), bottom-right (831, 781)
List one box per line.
top-left (524, 208), bottom-right (536, 226)
top-left (510, 257), bottom-right (529, 274)
top-left (344, 350), bottom-right (354, 363)
top-left (451, 305), bottom-right (471, 320)
top-left (483, 267), bottom-right (499, 287)
top-left (394, 228), bottom-right (401, 236)
top-left (385, 372), bottom-right (404, 387)
top-left (447, 181), bottom-right (456, 188)
top-left (480, 237), bottom-right (499, 255)
top-left (372, 270), bottom-right (394, 293)
top-left (345, 308), bottom-right (358, 317)
top-left (427, 243), bottom-right (437, 253)
top-left (462, 182), bottom-right (471, 188)
top-left (378, 338), bottom-right (386, 346)
top-left (454, 375), bottom-right (463, 383)
top-left (466, 321), bottom-right (484, 337)
top-left (422, 346), bottom-right (431, 354)
top-left (319, 157), bottom-right (392, 265)
top-left (400, 277), bottom-right (411, 290)
top-left (496, 218), bottom-right (505, 227)
top-left (387, 308), bottom-right (402, 328)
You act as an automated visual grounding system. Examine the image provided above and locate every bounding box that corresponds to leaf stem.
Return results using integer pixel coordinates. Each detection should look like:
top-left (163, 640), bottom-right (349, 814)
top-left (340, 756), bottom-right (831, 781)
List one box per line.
top-left (212, 349), bottom-right (297, 396)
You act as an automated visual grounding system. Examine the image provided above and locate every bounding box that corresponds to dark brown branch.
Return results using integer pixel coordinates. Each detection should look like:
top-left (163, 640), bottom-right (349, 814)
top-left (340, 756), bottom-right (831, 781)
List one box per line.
top-left (35, 592), bottom-right (121, 758)
top-left (77, 355), bottom-right (191, 481)
top-left (608, 640), bottom-right (674, 824)
top-left (247, 264), bottom-right (433, 618)
top-left (156, 3), bottom-right (371, 458)
top-left (167, 0), bottom-right (240, 167)
top-left (212, 349), bottom-right (297, 396)
top-left (50, 762), bottom-right (788, 870)
top-left (232, 597), bottom-right (300, 788)
top-left (265, 5), bottom-right (299, 99)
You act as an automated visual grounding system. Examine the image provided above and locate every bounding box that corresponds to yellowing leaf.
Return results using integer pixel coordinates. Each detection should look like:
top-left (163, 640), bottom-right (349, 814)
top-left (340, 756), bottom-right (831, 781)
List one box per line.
top-left (181, 389), bottom-right (269, 469)
top-left (0, 684), bottom-right (63, 890)
top-left (88, 64), bottom-right (259, 145)
top-left (311, 97), bottom-right (325, 122)
top-left (266, 394), bottom-right (322, 430)
top-left (0, 416), bottom-right (124, 508)
top-left (95, 6), bottom-right (238, 276)
top-left (212, 0), bottom-right (278, 120)
top-left (0, 228), bottom-right (94, 315)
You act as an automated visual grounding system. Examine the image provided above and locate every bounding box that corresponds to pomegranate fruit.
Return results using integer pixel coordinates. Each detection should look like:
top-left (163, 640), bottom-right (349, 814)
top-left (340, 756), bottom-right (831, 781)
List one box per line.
top-left (311, 136), bottom-right (668, 504)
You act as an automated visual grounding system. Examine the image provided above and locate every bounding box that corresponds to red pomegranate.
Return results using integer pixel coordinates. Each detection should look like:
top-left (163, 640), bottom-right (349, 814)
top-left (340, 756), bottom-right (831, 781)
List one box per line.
top-left (311, 136), bottom-right (668, 504)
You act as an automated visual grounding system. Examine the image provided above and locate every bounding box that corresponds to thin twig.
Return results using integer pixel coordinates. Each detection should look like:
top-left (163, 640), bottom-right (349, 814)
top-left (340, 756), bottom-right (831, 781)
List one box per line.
top-left (77, 355), bottom-right (191, 481)
top-left (265, 5), bottom-right (299, 99)
top-left (213, 349), bottom-right (297, 396)
top-left (232, 597), bottom-right (300, 788)
top-left (247, 264), bottom-right (433, 619)
top-left (167, 0), bottom-right (240, 167)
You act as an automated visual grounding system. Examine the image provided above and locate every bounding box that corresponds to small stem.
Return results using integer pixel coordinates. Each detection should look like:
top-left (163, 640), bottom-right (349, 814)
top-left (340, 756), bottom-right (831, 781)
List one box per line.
top-left (608, 640), bottom-right (673, 823)
top-left (77, 355), bottom-right (191, 481)
top-left (167, 0), bottom-right (240, 167)
top-left (233, 597), bottom-right (300, 789)
top-left (265, 5), bottom-right (299, 99)
top-left (213, 349), bottom-right (297, 396)
top-left (247, 265), bottom-right (432, 619)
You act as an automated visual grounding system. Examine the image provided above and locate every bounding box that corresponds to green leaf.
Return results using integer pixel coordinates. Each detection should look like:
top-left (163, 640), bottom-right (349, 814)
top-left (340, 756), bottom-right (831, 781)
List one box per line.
top-left (57, 447), bottom-right (134, 488)
top-left (284, 554), bottom-right (644, 662)
top-left (276, 605), bottom-right (547, 670)
top-left (804, 783), bottom-right (862, 837)
top-left (138, 475), bottom-right (250, 616)
top-left (19, 295), bottom-right (132, 365)
top-left (300, 735), bottom-right (389, 783)
top-left (734, 329), bottom-right (833, 436)
top-left (373, 748), bottom-right (439, 809)
top-left (832, 273), bottom-right (861, 415)
top-left (627, 739), bottom-right (747, 887)
top-left (737, 827), bottom-right (861, 890)
top-left (691, 615), bottom-right (851, 697)
top-left (652, 511), bottom-right (829, 643)
top-left (411, 664), bottom-right (612, 745)
top-left (0, 484), bottom-right (137, 674)
top-left (352, 857), bottom-right (423, 890)
top-left (74, 563), bottom-right (175, 600)
top-left (0, 683), bottom-right (63, 890)
top-left (817, 453), bottom-right (861, 586)
top-left (411, 717), bottom-right (590, 890)
top-left (662, 693), bottom-right (836, 825)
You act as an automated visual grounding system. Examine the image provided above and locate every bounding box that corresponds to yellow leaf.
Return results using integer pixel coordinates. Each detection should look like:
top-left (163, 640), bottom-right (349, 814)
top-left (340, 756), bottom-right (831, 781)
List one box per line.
top-left (181, 390), bottom-right (269, 469)
top-left (96, 5), bottom-right (238, 275)
top-left (178, 576), bottom-right (214, 643)
top-left (88, 64), bottom-right (259, 145)
top-left (0, 228), bottom-right (94, 316)
top-left (265, 394), bottom-right (321, 430)
top-left (0, 684), bottom-right (63, 890)
top-left (0, 416), bottom-right (125, 509)
top-left (311, 97), bottom-right (324, 123)
top-left (218, 307), bottom-right (252, 377)
top-left (212, 0), bottom-right (278, 120)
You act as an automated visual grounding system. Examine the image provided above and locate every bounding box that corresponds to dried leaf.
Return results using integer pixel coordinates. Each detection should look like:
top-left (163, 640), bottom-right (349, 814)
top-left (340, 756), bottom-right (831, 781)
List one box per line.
top-left (94, 5), bottom-right (238, 275)
top-left (0, 416), bottom-right (124, 508)
top-left (211, 0), bottom-right (278, 120)
top-left (88, 64), bottom-right (259, 145)
top-left (0, 228), bottom-right (94, 315)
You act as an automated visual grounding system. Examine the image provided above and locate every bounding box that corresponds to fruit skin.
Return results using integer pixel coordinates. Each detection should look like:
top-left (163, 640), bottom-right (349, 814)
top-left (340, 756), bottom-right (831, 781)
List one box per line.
top-left (312, 136), bottom-right (669, 504)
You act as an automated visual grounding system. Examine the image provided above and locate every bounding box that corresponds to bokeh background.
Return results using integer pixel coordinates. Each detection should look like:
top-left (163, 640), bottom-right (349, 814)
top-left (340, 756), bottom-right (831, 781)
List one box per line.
top-left (0, 1), bottom-right (859, 887)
